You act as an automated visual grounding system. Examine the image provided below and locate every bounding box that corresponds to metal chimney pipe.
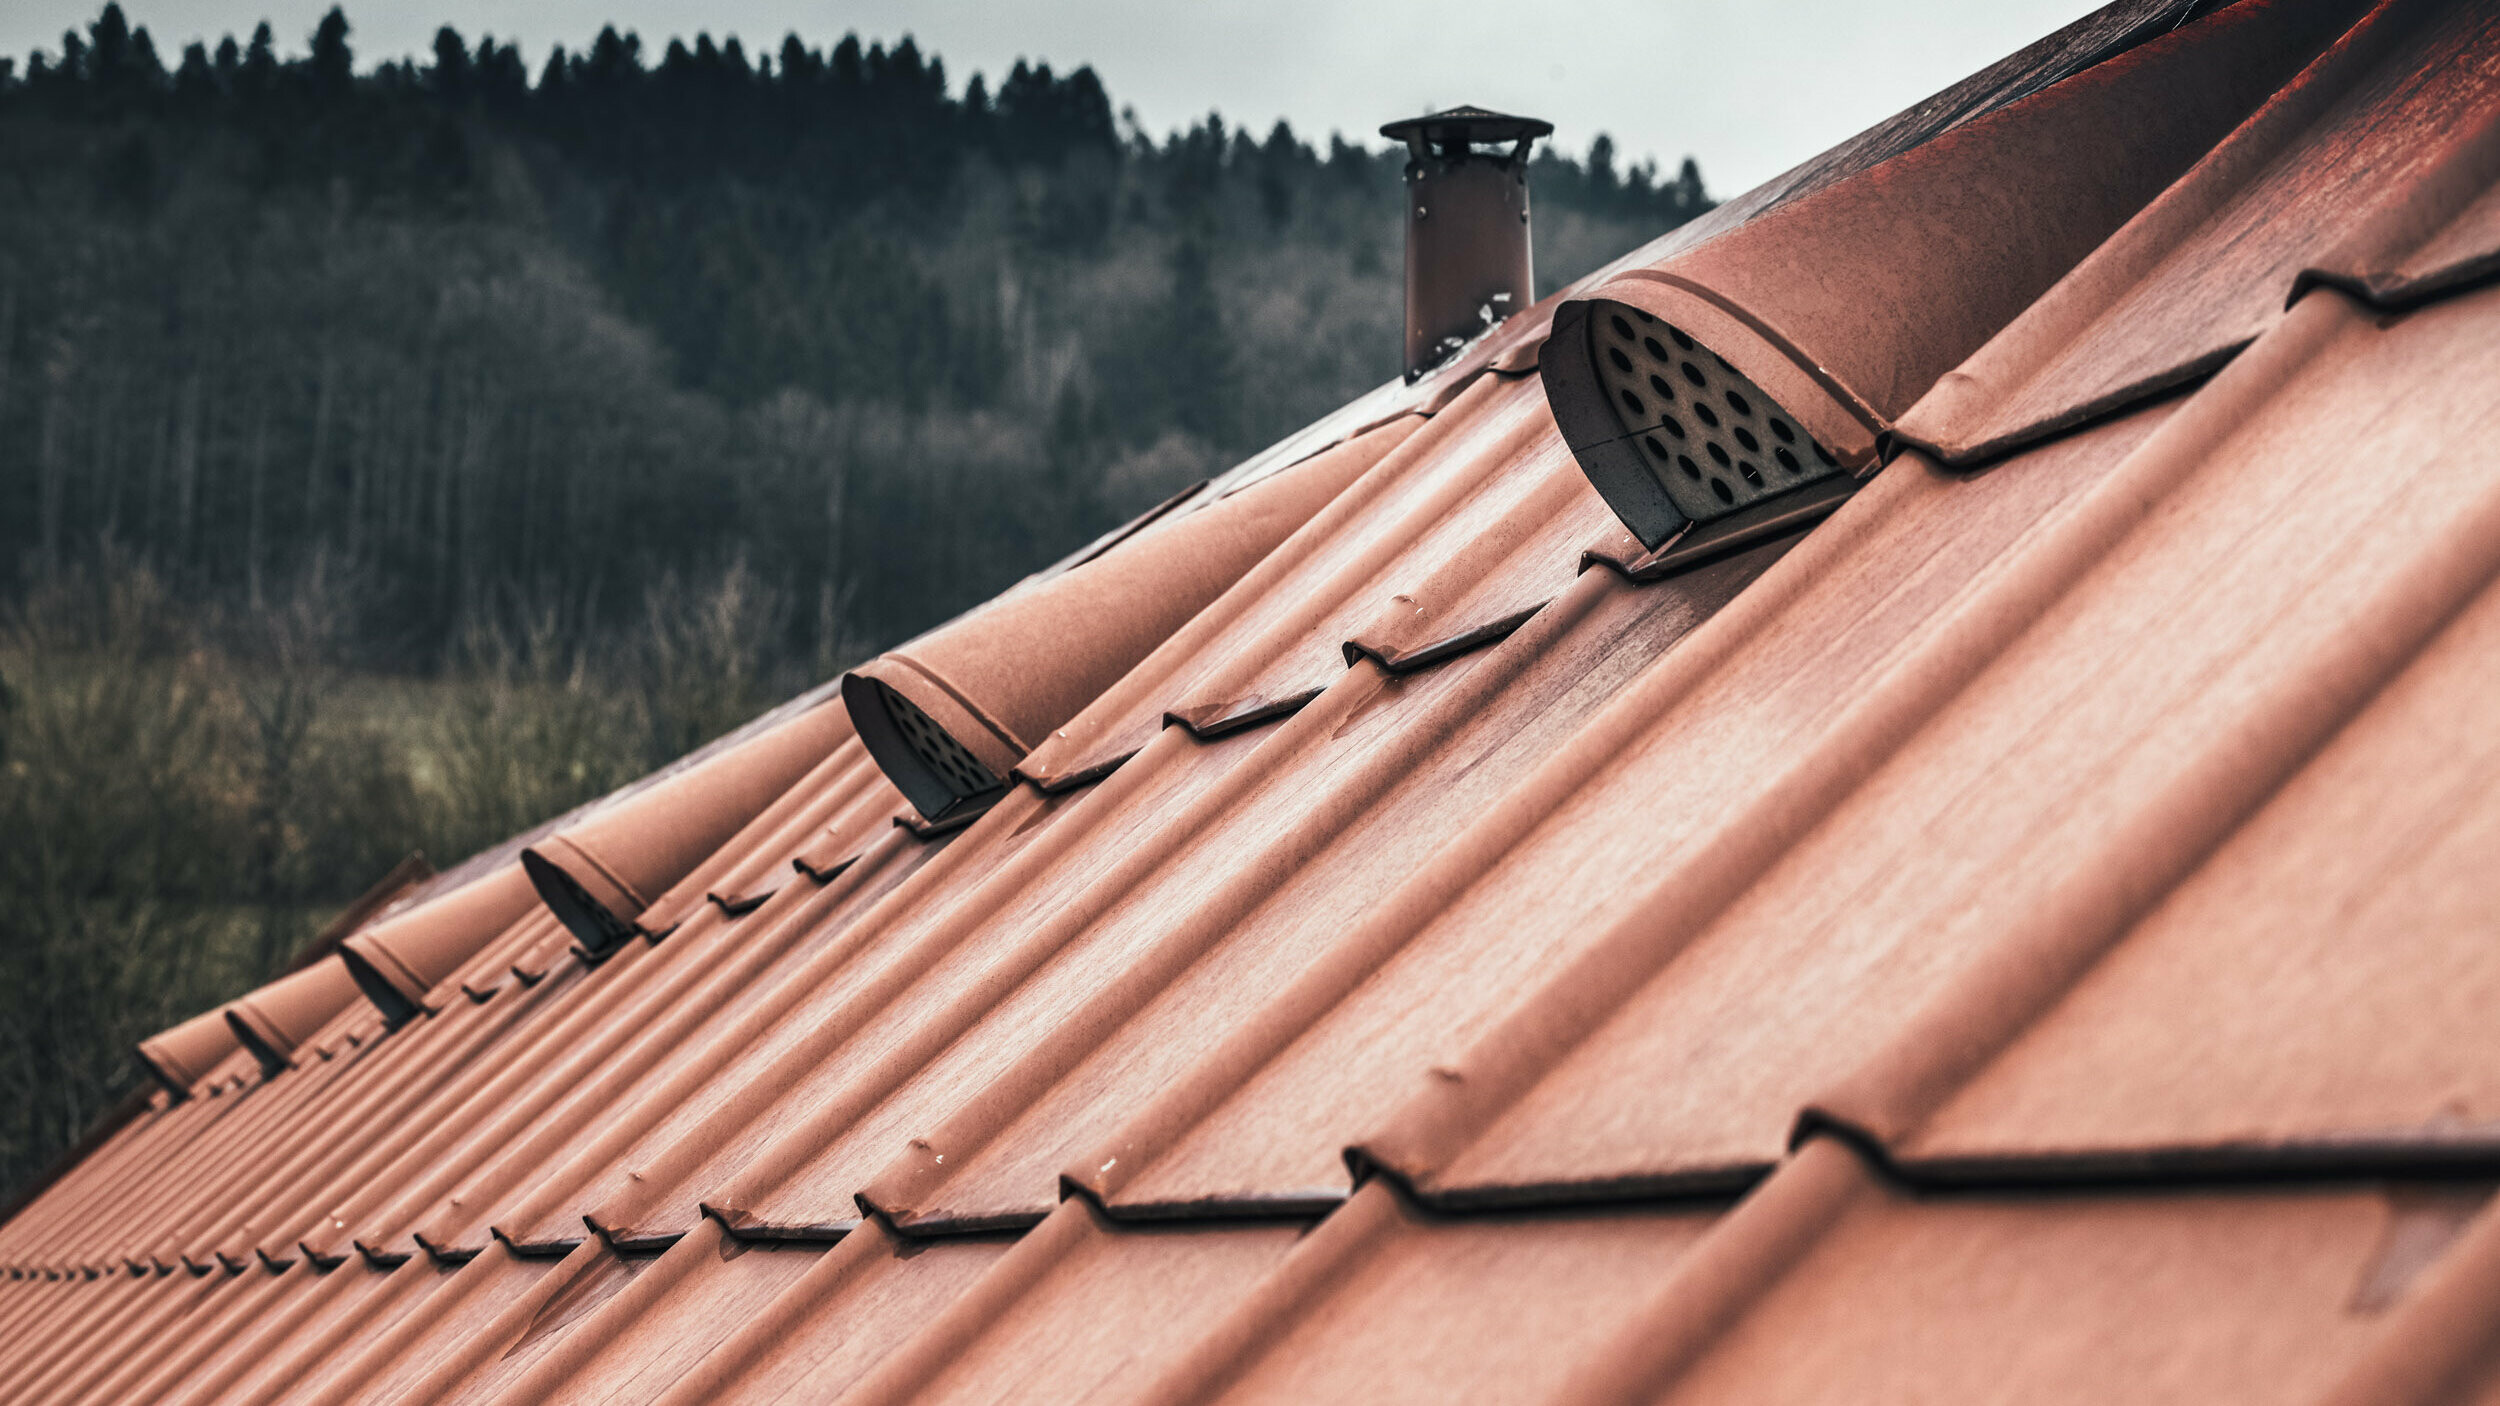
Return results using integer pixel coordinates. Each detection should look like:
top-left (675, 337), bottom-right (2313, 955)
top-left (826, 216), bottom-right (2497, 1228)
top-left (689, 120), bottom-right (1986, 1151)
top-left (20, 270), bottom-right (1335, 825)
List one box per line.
top-left (1381, 106), bottom-right (1553, 381)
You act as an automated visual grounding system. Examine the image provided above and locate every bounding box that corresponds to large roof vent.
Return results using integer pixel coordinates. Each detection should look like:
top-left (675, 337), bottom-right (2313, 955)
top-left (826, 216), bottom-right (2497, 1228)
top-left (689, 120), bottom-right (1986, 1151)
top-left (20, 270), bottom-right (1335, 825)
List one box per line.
top-left (1382, 105), bottom-right (1552, 381)
top-left (1546, 296), bottom-right (1855, 550)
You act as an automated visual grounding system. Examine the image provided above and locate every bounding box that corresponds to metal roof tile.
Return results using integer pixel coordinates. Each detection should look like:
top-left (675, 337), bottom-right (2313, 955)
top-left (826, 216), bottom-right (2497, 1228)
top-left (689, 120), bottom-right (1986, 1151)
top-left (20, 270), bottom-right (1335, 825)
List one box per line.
top-left (1359, 282), bottom-right (2500, 1205)
top-left (142, 1257), bottom-right (493, 1406)
top-left (1104, 393), bottom-right (2179, 1211)
top-left (1188, 1183), bottom-right (1722, 1405)
top-left (437, 1234), bottom-right (834, 1404)
top-left (843, 1199), bottom-right (1307, 1406)
top-left (1898, 513), bottom-right (2500, 1174)
top-left (1565, 1139), bottom-right (2496, 1406)
top-left (1015, 395), bottom-right (1524, 785)
top-left (373, 827), bottom-right (945, 1261)
top-left (220, 1250), bottom-right (562, 1406)
top-left (552, 729), bottom-right (1280, 1248)
top-left (853, 433), bottom-right (1395, 822)
top-left (1811, 282), bottom-right (2500, 1167)
top-left (1573, 0), bottom-right (2362, 476)
top-left (0, 1266), bottom-right (186, 1402)
top-left (78, 1257), bottom-right (306, 1404)
top-left (422, 515), bottom-right (1781, 1249)
top-left (859, 577), bottom-right (1777, 1231)
top-left (877, 548), bottom-right (1790, 1231)
top-left (0, 729), bottom-right (909, 1281)
top-left (1900, 0), bottom-right (2500, 464)
top-left (543, 1222), bottom-right (1013, 1405)
top-left (1157, 377), bottom-right (1596, 740)
top-left (411, 807), bottom-right (1067, 1255)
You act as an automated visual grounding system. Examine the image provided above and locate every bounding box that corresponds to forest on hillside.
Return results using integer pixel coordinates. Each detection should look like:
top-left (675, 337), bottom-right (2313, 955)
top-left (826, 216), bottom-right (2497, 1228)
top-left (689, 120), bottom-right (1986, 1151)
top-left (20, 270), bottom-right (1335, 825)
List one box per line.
top-left (0, 3), bottom-right (1712, 1193)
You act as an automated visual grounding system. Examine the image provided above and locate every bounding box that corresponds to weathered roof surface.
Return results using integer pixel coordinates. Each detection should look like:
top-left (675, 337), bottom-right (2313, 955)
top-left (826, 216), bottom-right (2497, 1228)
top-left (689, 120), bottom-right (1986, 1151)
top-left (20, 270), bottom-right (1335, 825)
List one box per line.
top-left (10, 0), bottom-right (2500, 1400)
top-left (1898, 0), bottom-right (2500, 462)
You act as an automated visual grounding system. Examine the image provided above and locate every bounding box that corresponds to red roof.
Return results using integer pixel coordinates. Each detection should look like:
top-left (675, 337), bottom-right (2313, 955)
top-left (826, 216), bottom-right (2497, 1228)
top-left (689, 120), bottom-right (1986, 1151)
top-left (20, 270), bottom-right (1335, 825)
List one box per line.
top-left (9, 0), bottom-right (2500, 1401)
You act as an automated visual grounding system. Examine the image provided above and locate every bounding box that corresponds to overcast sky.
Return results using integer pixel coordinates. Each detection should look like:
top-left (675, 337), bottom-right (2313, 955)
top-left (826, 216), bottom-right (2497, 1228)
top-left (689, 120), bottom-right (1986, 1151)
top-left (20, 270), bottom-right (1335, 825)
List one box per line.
top-left (5, 0), bottom-right (2105, 193)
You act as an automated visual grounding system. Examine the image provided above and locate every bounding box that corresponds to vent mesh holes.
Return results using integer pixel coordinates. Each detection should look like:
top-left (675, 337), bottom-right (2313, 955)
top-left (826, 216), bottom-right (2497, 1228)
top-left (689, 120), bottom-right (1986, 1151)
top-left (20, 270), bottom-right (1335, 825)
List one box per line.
top-left (877, 680), bottom-right (1002, 800)
top-left (1591, 300), bottom-right (1842, 524)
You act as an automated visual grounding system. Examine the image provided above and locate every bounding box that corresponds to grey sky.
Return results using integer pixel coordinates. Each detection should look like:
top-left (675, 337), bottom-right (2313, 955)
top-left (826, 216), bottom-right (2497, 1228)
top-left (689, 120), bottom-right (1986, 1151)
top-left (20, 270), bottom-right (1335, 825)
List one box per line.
top-left (4, 1), bottom-right (2104, 193)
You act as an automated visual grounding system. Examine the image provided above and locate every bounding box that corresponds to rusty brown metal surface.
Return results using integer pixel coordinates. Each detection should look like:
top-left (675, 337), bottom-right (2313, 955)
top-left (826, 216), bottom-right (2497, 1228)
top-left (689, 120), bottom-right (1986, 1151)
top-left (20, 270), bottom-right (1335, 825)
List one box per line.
top-left (1348, 283), bottom-right (2500, 1210)
top-left (13, 2), bottom-right (2500, 1402)
top-left (0, 725), bottom-right (907, 1284)
top-left (1899, 0), bottom-right (2500, 465)
top-left (1574, 1139), bottom-right (2495, 1406)
top-left (855, 420), bottom-right (1416, 817)
top-left (1017, 375), bottom-right (1618, 788)
top-left (1167, 1181), bottom-right (1723, 1404)
top-left (1577, 0), bottom-right (2361, 468)
top-left (1893, 504), bottom-right (2500, 1176)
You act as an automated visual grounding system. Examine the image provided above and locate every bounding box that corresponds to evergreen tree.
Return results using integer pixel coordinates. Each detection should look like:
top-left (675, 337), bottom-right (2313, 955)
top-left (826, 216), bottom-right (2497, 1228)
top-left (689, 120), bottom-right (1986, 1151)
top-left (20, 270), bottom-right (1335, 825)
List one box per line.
top-left (238, 21), bottom-right (275, 100)
top-left (173, 41), bottom-right (215, 106)
top-left (536, 44), bottom-right (569, 95)
top-left (428, 26), bottom-right (469, 97)
top-left (307, 7), bottom-right (352, 96)
top-left (1163, 233), bottom-right (1233, 443)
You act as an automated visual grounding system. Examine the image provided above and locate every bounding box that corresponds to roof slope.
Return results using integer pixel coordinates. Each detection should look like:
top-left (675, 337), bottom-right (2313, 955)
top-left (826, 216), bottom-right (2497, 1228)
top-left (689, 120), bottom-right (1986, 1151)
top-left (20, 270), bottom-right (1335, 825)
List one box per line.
top-left (9, 0), bottom-right (2500, 1401)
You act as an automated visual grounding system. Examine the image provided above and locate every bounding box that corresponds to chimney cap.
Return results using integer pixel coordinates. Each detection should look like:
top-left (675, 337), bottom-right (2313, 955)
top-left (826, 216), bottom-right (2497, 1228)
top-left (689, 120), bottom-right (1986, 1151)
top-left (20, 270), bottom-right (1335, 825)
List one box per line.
top-left (1380, 106), bottom-right (1552, 157)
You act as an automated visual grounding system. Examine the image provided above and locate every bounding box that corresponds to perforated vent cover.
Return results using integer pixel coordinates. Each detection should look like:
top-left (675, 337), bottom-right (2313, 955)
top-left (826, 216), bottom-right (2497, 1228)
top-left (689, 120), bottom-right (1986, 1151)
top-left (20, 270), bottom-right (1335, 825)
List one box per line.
top-left (522, 848), bottom-right (642, 960)
top-left (1588, 299), bottom-right (1841, 525)
top-left (877, 679), bottom-right (1003, 802)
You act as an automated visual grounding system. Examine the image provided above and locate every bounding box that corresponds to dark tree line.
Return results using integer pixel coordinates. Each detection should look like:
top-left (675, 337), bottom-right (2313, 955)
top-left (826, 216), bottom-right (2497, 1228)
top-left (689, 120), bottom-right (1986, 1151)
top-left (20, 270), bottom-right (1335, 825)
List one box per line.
top-left (0, 4), bottom-right (1711, 662)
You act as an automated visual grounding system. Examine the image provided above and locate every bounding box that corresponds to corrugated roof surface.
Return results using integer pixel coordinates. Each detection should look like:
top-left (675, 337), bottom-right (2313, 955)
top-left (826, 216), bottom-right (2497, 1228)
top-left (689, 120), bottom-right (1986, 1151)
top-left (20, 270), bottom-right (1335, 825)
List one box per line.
top-left (11, 0), bottom-right (2500, 1400)
top-left (0, 731), bottom-right (910, 1279)
top-left (1899, 0), bottom-right (2500, 462)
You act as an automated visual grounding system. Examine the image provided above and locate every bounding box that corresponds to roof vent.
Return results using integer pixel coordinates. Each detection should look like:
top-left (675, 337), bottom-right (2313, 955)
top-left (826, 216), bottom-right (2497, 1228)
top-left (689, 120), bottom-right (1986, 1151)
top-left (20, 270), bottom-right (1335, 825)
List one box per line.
top-left (223, 959), bottom-right (362, 1076)
top-left (841, 438), bottom-right (1385, 825)
top-left (841, 670), bottom-right (1010, 826)
top-left (520, 695), bottom-right (854, 957)
top-left (1545, 297), bottom-right (1850, 549)
top-left (134, 1006), bottom-right (242, 1100)
top-left (1381, 106), bottom-right (1552, 381)
top-left (339, 862), bottom-right (542, 1026)
top-left (523, 845), bottom-right (647, 960)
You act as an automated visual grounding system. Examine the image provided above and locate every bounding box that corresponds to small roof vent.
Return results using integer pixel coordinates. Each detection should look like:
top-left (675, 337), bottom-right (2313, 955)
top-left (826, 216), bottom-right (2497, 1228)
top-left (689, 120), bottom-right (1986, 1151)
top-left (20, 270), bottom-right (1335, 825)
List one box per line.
top-left (840, 438), bottom-right (1388, 825)
top-left (518, 696), bottom-right (853, 958)
top-left (1545, 297), bottom-right (1851, 549)
top-left (134, 1006), bottom-right (243, 1100)
top-left (842, 671), bottom-right (1010, 826)
top-left (522, 846), bottom-right (645, 960)
top-left (874, 674), bottom-right (1006, 801)
top-left (223, 959), bottom-right (362, 1077)
top-left (1382, 105), bottom-right (1552, 381)
top-left (339, 861), bottom-right (543, 1026)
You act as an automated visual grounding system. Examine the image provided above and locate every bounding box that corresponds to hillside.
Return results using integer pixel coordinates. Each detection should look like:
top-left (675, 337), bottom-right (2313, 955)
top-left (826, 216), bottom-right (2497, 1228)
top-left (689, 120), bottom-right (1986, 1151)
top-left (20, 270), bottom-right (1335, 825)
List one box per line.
top-left (1, 3), bottom-right (1708, 658)
top-left (0, 5), bottom-right (1710, 1191)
